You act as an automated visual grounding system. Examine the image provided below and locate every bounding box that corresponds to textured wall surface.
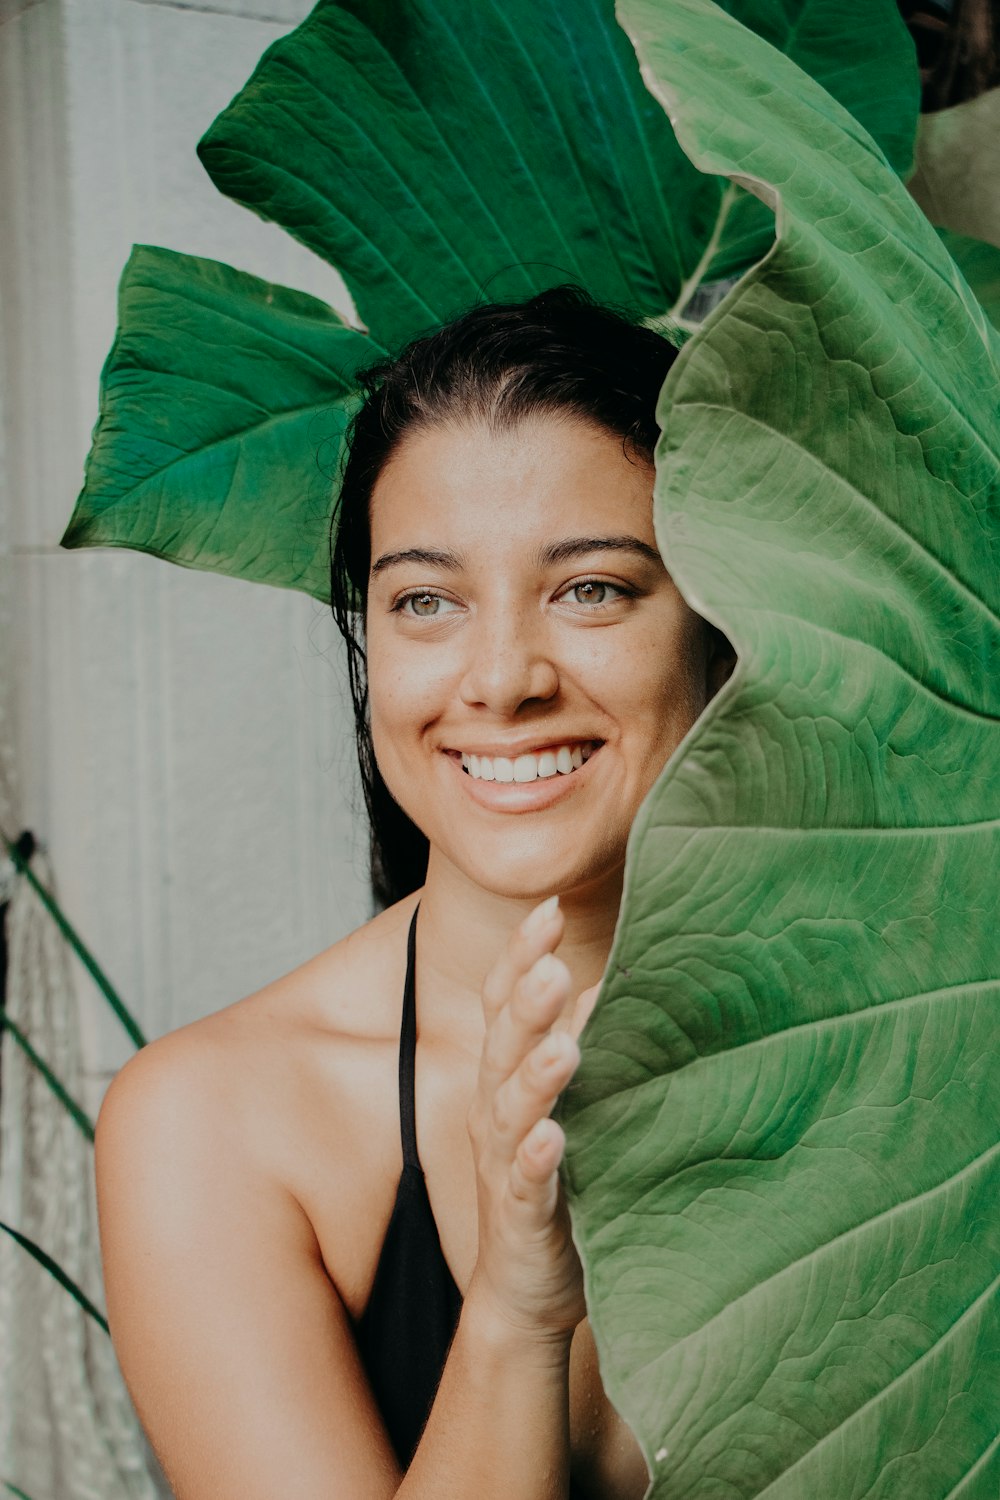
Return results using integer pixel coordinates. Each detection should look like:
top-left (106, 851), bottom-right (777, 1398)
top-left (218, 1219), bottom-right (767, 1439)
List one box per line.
top-left (1, 0), bottom-right (372, 1118)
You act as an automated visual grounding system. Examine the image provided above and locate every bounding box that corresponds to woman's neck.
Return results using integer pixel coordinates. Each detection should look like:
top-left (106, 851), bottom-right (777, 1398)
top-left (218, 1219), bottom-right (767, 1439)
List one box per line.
top-left (412, 851), bottom-right (623, 1052)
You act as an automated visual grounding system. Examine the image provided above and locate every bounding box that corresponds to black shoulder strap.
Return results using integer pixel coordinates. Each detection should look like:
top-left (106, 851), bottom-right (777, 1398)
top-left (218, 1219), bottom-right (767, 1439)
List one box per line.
top-left (399, 903), bottom-right (421, 1170)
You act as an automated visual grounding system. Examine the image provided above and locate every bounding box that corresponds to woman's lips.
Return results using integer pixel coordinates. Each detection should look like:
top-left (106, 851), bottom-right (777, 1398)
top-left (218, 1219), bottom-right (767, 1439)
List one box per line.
top-left (443, 742), bottom-right (602, 812)
top-left (461, 740), bottom-right (599, 783)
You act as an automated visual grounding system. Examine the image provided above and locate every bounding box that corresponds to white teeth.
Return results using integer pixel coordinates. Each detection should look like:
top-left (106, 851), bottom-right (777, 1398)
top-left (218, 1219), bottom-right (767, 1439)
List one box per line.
top-left (459, 742), bottom-right (598, 783)
top-left (513, 755), bottom-right (536, 782)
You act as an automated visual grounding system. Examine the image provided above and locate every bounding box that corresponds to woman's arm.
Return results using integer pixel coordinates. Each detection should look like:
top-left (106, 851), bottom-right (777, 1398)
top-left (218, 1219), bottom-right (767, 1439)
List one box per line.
top-left (403, 1291), bottom-right (574, 1498)
top-left (96, 1034), bottom-right (404, 1499)
top-left (95, 902), bottom-right (636, 1499)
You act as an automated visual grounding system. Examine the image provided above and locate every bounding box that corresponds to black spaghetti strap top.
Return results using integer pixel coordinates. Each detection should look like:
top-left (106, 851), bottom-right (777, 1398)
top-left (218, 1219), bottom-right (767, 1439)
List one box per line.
top-left (355, 907), bottom-right (588, 1496)
top-left (355, 905), bottom-right (463, 1465)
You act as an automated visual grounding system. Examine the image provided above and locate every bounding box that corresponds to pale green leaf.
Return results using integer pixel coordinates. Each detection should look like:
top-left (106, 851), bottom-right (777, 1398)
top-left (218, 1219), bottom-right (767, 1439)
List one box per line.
top-left (556, 2), bottom-right (1000, 1495)
top-left (908, 87), bottom-right (1000, 252)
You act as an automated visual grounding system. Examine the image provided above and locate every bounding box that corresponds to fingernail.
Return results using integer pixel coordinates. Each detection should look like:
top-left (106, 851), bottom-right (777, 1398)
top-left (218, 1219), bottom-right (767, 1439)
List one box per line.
top-left (539, 1031), bottom-right (577, 1069)
top-left (530, 952), bottom-right (563, 993)
top-left (524, 894), bottom-right (560, 936)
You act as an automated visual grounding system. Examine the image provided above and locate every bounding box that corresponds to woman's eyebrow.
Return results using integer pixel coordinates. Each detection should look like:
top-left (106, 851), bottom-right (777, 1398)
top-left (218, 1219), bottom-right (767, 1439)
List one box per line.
top-left (537, 535), bottom-right (663, 567)
top-left (371, 546), bottom-right (463, 577)
top-left (370, 535), bottom-right (663, 578)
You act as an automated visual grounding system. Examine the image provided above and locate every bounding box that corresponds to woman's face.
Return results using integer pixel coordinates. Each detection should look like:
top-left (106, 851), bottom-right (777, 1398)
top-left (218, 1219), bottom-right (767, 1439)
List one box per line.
top-left (365, 413), bottom-right (723, 902)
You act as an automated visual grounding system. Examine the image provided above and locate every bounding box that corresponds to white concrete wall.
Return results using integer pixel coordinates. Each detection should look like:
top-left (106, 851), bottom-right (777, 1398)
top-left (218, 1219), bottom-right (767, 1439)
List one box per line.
top-left (1, 0), bottom-right (373, 1117)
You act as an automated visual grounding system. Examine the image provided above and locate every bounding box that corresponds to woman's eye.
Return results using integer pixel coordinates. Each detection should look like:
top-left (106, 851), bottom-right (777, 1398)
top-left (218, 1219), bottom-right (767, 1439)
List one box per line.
top-left (396, 590), bottom-right (458, 617)
top-left (560, 579), bottom-right (631, 607)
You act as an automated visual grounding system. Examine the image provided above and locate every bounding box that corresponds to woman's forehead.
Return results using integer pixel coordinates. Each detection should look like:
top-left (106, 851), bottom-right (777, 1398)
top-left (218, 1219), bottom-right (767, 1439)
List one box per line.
top-left (369, 414), bottom-right (658, 554)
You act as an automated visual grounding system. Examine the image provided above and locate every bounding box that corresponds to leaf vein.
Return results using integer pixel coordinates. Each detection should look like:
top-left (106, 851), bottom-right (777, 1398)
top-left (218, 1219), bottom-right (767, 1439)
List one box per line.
top-left (664, 402), bottom-right (1000, 632)
top-left (752, 1265), bottom-right (1000, 1497)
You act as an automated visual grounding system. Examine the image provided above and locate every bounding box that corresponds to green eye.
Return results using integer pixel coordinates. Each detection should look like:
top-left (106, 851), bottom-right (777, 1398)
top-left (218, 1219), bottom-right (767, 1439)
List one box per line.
top-left (410, 592), bottom-right (440, 615)
top-left (563, 579), bottom-right (633, 607)
top-left (395, 589), bottom-right (459, 617)
top-left (560, 579), bottom-right (638, 615)
top-left (573, 581), bottom-right (610, 604)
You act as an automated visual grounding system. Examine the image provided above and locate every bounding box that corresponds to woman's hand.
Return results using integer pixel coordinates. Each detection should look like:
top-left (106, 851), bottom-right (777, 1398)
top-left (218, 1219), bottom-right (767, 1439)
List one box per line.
top-left (465, 896), bottom-right (598, 1345)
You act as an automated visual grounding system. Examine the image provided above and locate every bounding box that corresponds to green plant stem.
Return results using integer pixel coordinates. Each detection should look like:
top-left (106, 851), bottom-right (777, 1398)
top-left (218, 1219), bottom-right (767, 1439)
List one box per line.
top-left (668, 180), bottom-right (739, 318)
top-left (3, 835), bottom-right (146, 1049)
top-left (0, 1221), bottom-right (110, 1335)
top-left (0, 1009), bottom-right (95, 1141)
top-left (3, 1479), bottom-right (39, 1500)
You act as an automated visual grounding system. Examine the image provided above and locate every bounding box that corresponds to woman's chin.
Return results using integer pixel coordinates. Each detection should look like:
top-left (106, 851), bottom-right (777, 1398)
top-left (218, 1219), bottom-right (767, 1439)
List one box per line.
top-left (431, 834), bottom-right (627, 906)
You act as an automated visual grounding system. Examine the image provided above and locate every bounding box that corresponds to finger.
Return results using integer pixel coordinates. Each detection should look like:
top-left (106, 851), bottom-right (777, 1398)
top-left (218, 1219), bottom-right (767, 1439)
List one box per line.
top-left (478, 951), bottom-right (572, 1100)
top-left (564, 983), bottom-right (600, 1041)
top-left (488, 1028), bottom-right (580, 1161)
top-left (480, 896), bottom-right (563, 1020)
top-left (506, 1118), bottom-right (565, 1220)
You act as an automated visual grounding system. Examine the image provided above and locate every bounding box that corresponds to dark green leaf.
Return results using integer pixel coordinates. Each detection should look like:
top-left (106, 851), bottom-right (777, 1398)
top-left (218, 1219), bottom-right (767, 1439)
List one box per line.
top-left (198, 0), bottom-right (713, 345)
top-left (198, 0), bottom-right (918, 347)
top-left (62, 246), bottom-right (377, 602)
top-left (937, 228), bottom-right (1000, 330)
top-left (64, 4), bottom-right (919, 593)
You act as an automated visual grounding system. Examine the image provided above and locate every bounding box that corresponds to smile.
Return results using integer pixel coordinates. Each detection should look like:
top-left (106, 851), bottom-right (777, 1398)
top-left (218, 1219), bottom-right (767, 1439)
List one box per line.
top-left (458, 740), bottom-right (600, 783)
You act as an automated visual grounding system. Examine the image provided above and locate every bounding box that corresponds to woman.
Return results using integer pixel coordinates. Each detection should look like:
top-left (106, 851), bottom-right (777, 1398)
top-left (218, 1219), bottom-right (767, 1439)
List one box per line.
top-left (95, 286), bottom-right (735, 1499)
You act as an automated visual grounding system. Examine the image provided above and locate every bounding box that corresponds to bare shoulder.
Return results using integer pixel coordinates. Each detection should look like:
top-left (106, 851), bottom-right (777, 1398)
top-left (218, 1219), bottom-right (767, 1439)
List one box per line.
top-left (100, 893), bottom-right (415, 1137)
top-left (96, 893), bottom-right (420, 1238)
top-left (93, 899), bottom-right (420, 1499)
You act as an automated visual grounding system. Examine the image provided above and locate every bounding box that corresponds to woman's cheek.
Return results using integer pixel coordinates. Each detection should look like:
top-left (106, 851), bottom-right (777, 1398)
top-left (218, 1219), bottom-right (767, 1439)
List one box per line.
top-left (368, 646), bottom-right (450, 807)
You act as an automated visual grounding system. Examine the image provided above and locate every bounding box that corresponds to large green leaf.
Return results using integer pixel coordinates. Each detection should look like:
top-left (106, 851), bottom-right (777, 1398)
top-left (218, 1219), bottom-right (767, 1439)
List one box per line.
top-left (691, 0), bottom-right (920, 291)
top-left (556, 2), bottom-right (1000, 1496)
top-left (63, 2), bottom-right (918, 592)
top-left (198, 0), bottom-right (918, 347)
top-left (62, 246), bottom-right (378, 601)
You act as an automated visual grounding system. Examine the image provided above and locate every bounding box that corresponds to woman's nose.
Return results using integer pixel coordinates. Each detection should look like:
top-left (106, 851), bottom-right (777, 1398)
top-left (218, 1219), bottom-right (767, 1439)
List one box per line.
top-left (457, 607), bottom-right (559, 714)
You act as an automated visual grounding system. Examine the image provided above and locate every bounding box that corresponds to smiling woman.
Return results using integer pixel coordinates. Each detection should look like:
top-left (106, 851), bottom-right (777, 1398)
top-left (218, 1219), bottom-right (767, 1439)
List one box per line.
top-left (332, 286), bottom-right (734, 909)
top-left (94, 287), bottom-right (734, 1500)
top-left (363, 416), bottom-right (715, 908)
